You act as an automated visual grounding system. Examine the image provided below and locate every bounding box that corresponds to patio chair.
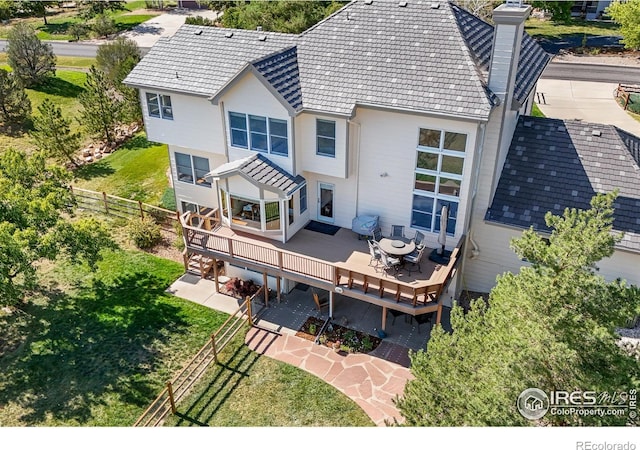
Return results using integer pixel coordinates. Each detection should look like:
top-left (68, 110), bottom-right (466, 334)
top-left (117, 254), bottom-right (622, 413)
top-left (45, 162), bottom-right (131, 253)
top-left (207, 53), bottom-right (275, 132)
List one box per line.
top-left (391, 225), bottom-right (405, 238)
top-left (413, 230), bottom-right (426, 249)
top-left (372, 226), bottom-right (382, 242)
top-left (379, 250), bottom-right (401, 276)
top-left (368, 240), bottom-right (381, 269)
top-left (404, 245), bottom-right (426, 273)
top-left (311, 288), bottom-right (329, 312)
top-left (414, 312), bottom-right (434, 333)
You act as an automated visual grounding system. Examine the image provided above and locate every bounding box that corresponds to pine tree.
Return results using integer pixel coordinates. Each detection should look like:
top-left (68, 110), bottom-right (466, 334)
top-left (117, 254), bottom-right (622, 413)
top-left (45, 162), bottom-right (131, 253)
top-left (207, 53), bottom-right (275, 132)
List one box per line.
top-left (396, 192), bottom-right (640, 426)
top-left (31, 99), bottom-right (81, 167)
top-left (78, 66), bottom-right (123, 145)
top-left (0, 69), bottom-right (31, 125)
top-left (6, 22), bottom-right (56, 87)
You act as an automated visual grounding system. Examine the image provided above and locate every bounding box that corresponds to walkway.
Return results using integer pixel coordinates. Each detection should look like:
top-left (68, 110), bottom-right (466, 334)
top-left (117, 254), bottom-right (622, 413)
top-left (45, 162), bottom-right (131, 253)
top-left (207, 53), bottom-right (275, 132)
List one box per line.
top-left (536, 79), bottom-right (640, 135)
top-left (167, 274), bottom-right (417, 426)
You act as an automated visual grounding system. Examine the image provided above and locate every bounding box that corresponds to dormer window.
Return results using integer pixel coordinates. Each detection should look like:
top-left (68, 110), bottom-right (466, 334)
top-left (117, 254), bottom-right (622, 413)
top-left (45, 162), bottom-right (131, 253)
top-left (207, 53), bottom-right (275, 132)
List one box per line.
top-left (146, 93), bottom-right (173, 120)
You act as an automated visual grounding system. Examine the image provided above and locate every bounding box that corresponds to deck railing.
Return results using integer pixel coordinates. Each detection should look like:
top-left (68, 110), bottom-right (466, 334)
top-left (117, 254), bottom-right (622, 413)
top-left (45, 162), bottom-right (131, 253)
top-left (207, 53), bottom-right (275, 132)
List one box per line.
top-left (180, 211), bottom-right (463, 309)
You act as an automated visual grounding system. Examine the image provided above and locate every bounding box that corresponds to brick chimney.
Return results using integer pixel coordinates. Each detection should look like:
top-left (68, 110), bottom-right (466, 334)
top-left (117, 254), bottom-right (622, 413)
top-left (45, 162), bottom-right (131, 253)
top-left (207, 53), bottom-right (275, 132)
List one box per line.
top-left (488, 1), bottom-right (531, 108)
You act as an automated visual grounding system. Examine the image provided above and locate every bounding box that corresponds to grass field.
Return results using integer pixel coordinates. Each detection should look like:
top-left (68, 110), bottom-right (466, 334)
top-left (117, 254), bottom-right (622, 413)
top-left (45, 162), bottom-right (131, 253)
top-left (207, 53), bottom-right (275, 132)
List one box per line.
top-left (72, 133), bottom-right (170, 205)
top-left (531, 103), bottom-right (545, 118)
top-left (0, 69), bottom-right (88, 153)
top-left (525, 17), bottom-right (620, 41)
top-left (0, 249), bottom-right (228, 426)
top-left (0, 2), bottom-right (159, 41)
top-left (0, 248), bottom-right (373, 426)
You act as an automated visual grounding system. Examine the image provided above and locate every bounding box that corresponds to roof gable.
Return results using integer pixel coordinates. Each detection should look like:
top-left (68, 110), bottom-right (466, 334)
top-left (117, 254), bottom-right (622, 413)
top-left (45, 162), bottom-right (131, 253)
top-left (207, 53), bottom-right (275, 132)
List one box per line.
top-left (486, 116), bottom-right (640, 252)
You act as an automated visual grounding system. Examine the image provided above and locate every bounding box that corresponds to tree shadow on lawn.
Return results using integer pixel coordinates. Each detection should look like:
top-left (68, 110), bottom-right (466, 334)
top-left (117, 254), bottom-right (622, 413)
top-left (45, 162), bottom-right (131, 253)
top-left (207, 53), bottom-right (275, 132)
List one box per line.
top-left (31, 77), bottom-right (85, 98)
top-left (72, 159), bottom-right (116, 181)
top-left (0, 271), bottom-right (191, 425)
top-left (119, 134), bottom-right (157, 151)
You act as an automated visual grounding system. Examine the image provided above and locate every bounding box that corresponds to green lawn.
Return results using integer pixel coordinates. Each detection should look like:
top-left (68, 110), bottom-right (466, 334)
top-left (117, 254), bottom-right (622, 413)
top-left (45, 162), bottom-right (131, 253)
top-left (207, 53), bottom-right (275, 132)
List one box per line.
top-left (0, 2), bottom-right (159, 41)
top-left (0, 68), bottom-right (87, 153)
top-left (531, 103), bottom-right (545, 118)
top-left (525, 17), bottom-right (620, 41)
top-left (72, 133), bottom-right (171, 205)
top-left (163, 330), bottom-right (374, 427)
top-left (0, 248), bottom-right (374, 426)
top-left (0, 249), bottom-right (229, 426)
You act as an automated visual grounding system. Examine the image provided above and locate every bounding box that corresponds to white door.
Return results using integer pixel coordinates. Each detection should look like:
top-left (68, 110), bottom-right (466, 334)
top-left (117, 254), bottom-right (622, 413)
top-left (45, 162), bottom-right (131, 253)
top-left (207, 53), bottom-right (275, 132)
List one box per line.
top-left (318, 182), bottom-right (334, 223)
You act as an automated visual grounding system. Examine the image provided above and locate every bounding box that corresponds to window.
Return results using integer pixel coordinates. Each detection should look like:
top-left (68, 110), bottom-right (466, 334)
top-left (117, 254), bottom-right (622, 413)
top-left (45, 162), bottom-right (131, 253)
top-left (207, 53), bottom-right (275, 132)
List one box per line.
top-left (411, 128), bottom-right (467, 235)
top-left (299, 185), bottom-right (307, 213)
top-left (316, 119), bottom-right (336, 157)
top-left (175, 152), bottom-right (211, 187)
top-left (228, 112), bottom-right (288, 156)
top-left (146, 93), bottom-right (173, 120)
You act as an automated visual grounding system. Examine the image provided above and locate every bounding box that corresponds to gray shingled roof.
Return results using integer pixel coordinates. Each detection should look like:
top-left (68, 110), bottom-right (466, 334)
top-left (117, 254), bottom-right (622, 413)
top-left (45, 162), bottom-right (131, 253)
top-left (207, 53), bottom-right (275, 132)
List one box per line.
top-left (451, 3), bottom-right (551, 106)
top-left (486, 116), bottom-right (640, 252)
top-left (252, 46), bottom-right (303, 111)
top-left (207, 153), bottom-right (305, 197)
top-left (124, 1), bottom-right (549, 120)
top-left (124, 27), bottom-right (297, 96)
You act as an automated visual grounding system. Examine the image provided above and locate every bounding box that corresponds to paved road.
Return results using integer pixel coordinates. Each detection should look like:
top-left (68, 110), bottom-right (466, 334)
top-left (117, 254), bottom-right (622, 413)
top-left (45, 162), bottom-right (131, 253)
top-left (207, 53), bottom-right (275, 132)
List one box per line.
top-left (0, 39), bottom-right (149, 57)
top-left (541, 62), bottom-right (640, 84)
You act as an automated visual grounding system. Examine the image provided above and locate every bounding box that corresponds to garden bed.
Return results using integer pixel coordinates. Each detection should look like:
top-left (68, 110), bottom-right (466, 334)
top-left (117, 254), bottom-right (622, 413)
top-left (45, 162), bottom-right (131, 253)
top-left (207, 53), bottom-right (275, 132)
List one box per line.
top-left (295, 316), bottom-right (382, 354)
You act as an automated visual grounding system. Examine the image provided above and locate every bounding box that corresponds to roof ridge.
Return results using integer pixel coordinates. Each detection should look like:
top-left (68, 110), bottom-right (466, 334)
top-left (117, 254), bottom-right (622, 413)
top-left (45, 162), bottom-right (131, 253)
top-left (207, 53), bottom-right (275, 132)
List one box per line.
top-left (299, 0), bottom-right (356, 36)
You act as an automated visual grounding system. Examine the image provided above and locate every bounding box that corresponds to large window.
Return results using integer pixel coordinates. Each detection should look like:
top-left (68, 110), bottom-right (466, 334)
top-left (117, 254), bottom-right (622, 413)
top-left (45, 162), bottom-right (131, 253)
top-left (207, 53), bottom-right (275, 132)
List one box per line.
top-left (229, 112), bottom-right (288, 156)
top-left (316, 119), bottom-right (336, 157)
top-left (175, 152), bottom-right (211, 187)
top-left (411, 128), bottom-right (466, 235)
top-left (146, 93), bottom-right (173, 120)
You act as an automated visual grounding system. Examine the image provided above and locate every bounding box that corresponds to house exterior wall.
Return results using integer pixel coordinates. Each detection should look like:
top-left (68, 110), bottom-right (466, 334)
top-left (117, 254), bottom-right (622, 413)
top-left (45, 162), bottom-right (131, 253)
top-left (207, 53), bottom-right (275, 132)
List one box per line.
top-left (141, 90), bottom-right (224, 153)
top-left (302, 171), bottom-right (357, 229)
top-left (460, 221), bottom-right (640, 295)
top-left (295, 113), bottom-right (349, 179)
top-left (219, 72), bottom-right (294, 175)
top-left (352, 107), bottom-right (480, 249)
top-left (169, 145), bottom-right (225, 211)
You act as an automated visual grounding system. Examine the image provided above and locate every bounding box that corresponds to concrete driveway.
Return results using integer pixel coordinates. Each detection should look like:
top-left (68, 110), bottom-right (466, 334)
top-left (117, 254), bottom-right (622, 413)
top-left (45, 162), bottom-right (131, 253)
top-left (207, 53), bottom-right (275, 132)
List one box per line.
top-left (118, 8), bottom-right (219, 48)
top-left (535, 78), bottom-right (640, 135)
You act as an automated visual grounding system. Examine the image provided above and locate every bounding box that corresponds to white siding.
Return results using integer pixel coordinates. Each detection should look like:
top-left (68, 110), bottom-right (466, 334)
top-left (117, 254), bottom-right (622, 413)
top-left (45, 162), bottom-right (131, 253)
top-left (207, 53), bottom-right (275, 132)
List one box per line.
top-left (462, 221), bottom-right (640, 294)
top-left (295, 113), bottom-right (348, 179)
top-left (142, 90), bottom-right (224, 153)
top-left (303, 172), bottom-right (357, 229)
top-left (220, 73), bottom-right (294, 174)
top-left (170, 145), bottom-right (224, 211)
top-left (353, 107), bottom-right (479, 249)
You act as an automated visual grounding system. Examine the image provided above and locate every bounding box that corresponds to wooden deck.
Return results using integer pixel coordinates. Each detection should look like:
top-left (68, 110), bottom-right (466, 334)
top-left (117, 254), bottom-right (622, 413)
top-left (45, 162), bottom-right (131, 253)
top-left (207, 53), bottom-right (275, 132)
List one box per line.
top-left (180, 211), bottom-right (463, 322)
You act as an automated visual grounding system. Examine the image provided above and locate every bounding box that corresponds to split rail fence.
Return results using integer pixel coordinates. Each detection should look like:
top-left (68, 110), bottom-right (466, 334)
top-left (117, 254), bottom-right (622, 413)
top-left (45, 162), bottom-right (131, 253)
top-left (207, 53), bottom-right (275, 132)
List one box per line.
top-left (133, 295), bottom-right (256, 427)
top-left (616, 84), bottom-right (640, 111)
top-left (70, 186), bottom-right (179, 232)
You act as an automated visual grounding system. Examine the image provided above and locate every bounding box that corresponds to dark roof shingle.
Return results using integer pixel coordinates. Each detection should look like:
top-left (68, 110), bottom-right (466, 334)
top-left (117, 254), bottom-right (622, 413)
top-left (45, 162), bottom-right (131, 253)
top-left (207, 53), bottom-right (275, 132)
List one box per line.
top-left (486, 116), bottom-right (640, 252)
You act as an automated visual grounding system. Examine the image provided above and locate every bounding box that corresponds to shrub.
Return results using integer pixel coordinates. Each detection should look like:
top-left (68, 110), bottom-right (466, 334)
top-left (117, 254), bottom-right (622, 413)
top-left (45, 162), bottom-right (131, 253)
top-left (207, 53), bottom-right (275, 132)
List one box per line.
top-left (126, 216), bottom-right (162, 249)
top-left (224, 277), bottom-right (260, 298)
top-left (173, 221), bottom-right (185, 252)
top-left (185, 15), bottom-right (216, 26)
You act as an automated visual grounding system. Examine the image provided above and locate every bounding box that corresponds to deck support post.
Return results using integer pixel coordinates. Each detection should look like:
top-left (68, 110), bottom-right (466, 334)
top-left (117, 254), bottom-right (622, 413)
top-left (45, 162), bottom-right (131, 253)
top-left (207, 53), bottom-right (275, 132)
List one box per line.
top-left (213, 258), bottom-right (219, 293)
top-left (329, 290), bottom-right (334, 319)
top-left (382, 306), bottom-right (387, 332)
top-left (276, 276), bottom-right (281, 303)
top-left (263, 271), bottom-right (269, 307)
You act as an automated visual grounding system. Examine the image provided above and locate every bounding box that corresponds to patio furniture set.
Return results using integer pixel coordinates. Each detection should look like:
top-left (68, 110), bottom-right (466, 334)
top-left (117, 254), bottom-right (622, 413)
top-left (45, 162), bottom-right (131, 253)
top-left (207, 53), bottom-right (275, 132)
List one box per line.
top-left (367, 225), bottom-right (427, 277)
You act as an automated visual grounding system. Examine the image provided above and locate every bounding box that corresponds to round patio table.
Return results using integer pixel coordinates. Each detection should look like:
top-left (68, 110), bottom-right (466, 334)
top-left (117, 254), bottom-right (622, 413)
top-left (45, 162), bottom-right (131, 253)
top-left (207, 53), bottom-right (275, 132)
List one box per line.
top-left (377, 237), bottom-right (416, 258)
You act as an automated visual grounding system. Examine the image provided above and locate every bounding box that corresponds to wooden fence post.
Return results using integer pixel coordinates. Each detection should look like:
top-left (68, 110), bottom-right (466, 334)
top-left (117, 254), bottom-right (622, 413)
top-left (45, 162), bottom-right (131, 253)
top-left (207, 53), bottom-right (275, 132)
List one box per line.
top-left (138, 200), bottom-right (145, 219)
top-left (210, 333), bottom-right (219, 364)
top-left (167, 381), bottom-right (177, 414)
top-left (246, 296), bottom-right (253, 326)
top-left (102, 192), bottom-right (109, 214)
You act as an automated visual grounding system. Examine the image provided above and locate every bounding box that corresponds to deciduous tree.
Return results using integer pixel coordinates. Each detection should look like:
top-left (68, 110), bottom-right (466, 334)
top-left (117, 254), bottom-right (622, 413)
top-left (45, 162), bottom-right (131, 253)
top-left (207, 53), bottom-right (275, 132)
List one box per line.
top-left (6, 22), bottom-right (56, 87)
top-left (0, 148), bottom-right (115, 307)
top-left (531, 1), bottom-right (573, 22)
top-left (395, 192), bottom-right (640, 426)
top-left (78, 66), bottom-right (123, 145)
top-left (92, 13), bottom-right (117, 38)
top-left (607, 0), bottom-right (640, 50)
top-left (18, 1), bottom-right (59, 25)
top-left (31, 99), bottom-right (81, 167)
top-left (96, 36), bottom-right (141, 85)
top-left (0, 69), bottom-right (31, 125)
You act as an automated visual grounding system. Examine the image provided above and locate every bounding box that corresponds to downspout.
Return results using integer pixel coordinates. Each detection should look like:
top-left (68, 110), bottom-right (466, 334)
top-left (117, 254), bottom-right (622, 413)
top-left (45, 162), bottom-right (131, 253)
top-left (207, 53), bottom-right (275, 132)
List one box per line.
top-left (219, 101), bottom-right (230, 161)
top-left (346, 119), bottom-right (361, 215)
